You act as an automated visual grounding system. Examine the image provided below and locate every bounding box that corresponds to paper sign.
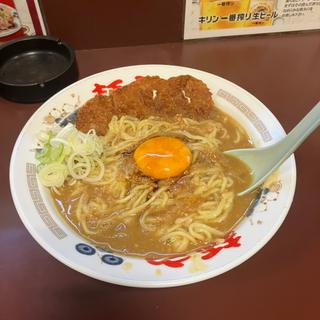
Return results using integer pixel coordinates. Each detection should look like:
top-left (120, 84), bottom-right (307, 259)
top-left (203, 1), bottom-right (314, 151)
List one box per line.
top-left (184, 0), bottom-right (320, 39)
top-left (0, 0), bottom-right (46, 44)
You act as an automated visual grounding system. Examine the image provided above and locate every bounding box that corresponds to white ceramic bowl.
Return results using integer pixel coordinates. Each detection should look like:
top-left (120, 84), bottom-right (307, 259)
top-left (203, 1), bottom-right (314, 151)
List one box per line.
top-left (10, 65), bottom-right (296, 287)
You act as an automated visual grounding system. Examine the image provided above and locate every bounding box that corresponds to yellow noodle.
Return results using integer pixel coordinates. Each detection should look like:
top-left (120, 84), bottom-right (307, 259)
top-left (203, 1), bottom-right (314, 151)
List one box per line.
top-left (139, 210), bottom-right (155, 231)
top-left (120, 187), bottom-right (168, 217)
top-left (64, 115), bottom-right (244, 251)
top-left (160, 230), bottom-right (197, 244)
top-left (80, 216), bottom-right (97, 235)
top-left (76, 192), bottom-right (87, 221)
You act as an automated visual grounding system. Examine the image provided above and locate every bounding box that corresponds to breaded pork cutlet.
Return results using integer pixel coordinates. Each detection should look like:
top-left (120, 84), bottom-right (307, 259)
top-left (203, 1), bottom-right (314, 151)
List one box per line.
top-left (75, 95), bottom-right (114, 135)
top-left (76, 75), bottom-right (215, 135)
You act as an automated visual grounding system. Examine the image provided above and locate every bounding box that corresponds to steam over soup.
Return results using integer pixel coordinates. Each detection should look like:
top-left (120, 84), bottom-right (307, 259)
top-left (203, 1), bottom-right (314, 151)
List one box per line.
top-left (36, 75), bottom-right (257, 258)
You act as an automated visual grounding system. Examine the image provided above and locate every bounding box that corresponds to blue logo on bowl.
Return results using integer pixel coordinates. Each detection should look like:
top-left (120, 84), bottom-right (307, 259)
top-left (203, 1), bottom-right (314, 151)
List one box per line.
top-left (75, 243), bottom-right (96, 255)
top-left (101, 254), bottom-right (124, 265)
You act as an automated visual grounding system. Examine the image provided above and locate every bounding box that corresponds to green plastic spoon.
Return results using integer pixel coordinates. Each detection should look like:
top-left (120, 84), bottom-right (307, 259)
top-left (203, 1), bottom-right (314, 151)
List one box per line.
top-left (224, 101), bottom-right (320, 196)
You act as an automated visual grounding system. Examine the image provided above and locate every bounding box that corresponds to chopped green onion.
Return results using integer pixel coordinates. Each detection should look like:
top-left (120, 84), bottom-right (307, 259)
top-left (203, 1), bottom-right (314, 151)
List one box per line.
top-left (35, 143), bottom-right (64, 164)
top-left (38, 163), bottom-right (68, 187)
top-left (35, 124), bottom-right (105, 188)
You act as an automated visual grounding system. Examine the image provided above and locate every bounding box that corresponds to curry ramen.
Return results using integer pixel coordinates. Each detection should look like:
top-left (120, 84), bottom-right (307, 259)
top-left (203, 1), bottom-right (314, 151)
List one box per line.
top-left (35, 75), bottom-right (257, 258)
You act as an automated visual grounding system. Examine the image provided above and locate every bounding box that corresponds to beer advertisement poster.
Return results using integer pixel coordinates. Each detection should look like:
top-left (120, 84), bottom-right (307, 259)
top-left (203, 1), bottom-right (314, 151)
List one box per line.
top-left (184, 0), bottom-right (320, 39)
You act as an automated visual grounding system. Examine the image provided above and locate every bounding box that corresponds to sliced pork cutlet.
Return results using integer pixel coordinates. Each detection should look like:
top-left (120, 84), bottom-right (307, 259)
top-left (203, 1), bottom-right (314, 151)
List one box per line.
top-left (111, 76), bottom-right (165, 118)
top-left (76, 75), bottom-right (215, 136)
top-left (167, 75), bottom-right (215, 120)
top-left (76, 94), bottom-right (114, 135)
top-left (76, 76), bottom-right (165, 135)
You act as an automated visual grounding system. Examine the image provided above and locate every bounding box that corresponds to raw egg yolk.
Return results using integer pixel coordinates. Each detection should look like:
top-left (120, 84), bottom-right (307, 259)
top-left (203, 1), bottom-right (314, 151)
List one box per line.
top-left (133, 136), bottom-right (192, 179)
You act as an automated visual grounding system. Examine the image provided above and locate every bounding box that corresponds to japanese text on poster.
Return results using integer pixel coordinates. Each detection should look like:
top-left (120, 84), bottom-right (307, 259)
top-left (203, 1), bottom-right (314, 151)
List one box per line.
top-left (184, 0), bottom-right (320, 39)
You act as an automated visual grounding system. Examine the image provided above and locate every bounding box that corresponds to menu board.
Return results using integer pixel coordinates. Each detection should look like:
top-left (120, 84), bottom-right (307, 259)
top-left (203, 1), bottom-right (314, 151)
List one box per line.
top-left (184, 0), bottom-right (320, 39)
top-left (0, 0), bottom-right (46, 44)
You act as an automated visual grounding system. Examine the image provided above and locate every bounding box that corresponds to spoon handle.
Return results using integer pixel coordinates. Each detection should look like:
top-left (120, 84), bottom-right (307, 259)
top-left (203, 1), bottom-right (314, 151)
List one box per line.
top-left (277, 100), bottom-right (320, 158)
top-left (231, 101), bottom-right (320, 196)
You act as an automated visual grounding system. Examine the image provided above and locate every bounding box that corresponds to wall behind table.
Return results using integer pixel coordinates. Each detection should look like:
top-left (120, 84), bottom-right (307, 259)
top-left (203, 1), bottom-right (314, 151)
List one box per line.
top-left (40, 0), bottom-right (184, 49)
